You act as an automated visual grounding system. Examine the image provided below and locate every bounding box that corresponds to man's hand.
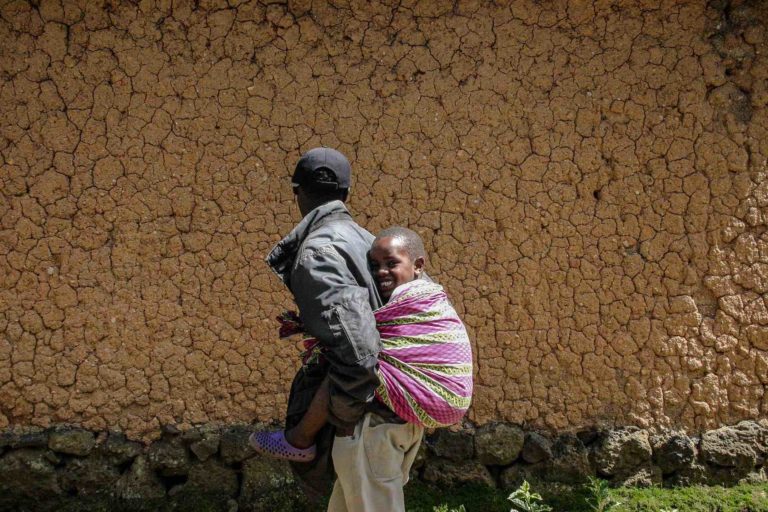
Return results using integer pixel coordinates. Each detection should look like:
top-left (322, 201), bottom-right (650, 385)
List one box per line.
top-left (335, 425), bottom-right (355, 437)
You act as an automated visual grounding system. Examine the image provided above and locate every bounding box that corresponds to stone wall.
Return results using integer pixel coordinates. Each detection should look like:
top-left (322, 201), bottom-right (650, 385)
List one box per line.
top-left (1, 0), bottom-right (768, 442)
top-left (1, 420), bottom-right (766, 510)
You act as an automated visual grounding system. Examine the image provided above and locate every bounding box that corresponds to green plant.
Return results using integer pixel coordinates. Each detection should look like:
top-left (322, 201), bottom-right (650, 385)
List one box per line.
top-left (584, 477), bottom-right (621, 512)
top-left (432, 505), bottom-right (466, 512)
top-left (508, 480), bottom-right (553, 512)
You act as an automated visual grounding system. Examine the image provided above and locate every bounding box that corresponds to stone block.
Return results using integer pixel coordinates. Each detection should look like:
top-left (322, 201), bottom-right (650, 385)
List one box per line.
top-left (48, 429), bottom-right (95, 456)
top-left (522, 432), bottom-right (553, 464)
top-left (427, 427), bottom-right (474, 462)
top-left (100, 432), bottom-right (143, 465)
top-left (0, 429), bottom-right (48, 449)
top-left (147, 439), bottom-right (191, 477)
top-left (183, 459), bottom-right (238, 496)
top-left (500, 463), bottom-right (544, 489)
top-left (59, 456), bottom-right (121, 496)
top-left (241, 456), bottom-right (294, 497)
top-left (613, 464), bottom-right (663, 487)
top-left (190, 432), bottom-right (221, 462)
top-left (701, 424), bottom-right (759, 469)
top-left (117, 455), bottom-right (166, 500)
top-left (543, 434), bottom-right (593, 484)
top-left (239, 456), bottom-right (306, 512)
top-left (475, 423), bottom-right (524, 465)
top-left (664, 462), bottom-right (710, 487)
top-left (422, 458), bottom-right (495, 488)
top-left (593, 427), bottom-right (652, 477)
top-left (0, 449), bottom-right (62, 498)
top-left (652, 432), bottom-right (697, 475)
top-left (220, 426), bottom-right (256, 465)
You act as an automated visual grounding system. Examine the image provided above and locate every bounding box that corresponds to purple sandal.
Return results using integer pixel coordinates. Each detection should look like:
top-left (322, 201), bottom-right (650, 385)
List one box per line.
top-left (249, 431), bottom-right (316, 462)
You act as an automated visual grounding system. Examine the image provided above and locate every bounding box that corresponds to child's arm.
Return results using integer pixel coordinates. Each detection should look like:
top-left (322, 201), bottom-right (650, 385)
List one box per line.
top-left (285, 376), bottom-right (330, 449)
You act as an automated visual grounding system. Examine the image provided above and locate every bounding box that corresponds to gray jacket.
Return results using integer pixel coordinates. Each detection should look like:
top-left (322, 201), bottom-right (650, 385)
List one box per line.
top-left (266, 200), bottom-right (384, 429)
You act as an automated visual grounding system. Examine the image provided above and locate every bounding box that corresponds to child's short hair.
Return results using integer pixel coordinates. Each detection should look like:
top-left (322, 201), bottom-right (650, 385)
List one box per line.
top-left (375, 226), bottom-right (426, 260)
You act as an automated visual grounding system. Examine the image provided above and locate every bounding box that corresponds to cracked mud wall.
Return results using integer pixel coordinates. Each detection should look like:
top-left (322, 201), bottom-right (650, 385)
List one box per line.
top-left (1, 0), bottom-right (767, 441)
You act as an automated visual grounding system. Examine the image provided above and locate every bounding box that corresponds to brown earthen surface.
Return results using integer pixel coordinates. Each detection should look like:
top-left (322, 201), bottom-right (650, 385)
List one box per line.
top-left (1, 0), bottom-right (767, 441)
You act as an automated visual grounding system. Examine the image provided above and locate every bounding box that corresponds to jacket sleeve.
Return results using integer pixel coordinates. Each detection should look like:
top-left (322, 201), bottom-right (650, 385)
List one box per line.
top-left (290, 245), bottom-right (381, 429)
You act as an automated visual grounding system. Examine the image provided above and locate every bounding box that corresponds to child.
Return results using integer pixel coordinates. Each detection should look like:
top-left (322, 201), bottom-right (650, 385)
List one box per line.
top-left (250, 226), bottom-right (473, 461)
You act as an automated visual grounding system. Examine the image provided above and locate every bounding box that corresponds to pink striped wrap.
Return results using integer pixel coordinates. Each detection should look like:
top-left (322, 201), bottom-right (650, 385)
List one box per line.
top-left (373, 279), bottom-right (474, 427)
top-left (296, 280), bottom-right (473, 428)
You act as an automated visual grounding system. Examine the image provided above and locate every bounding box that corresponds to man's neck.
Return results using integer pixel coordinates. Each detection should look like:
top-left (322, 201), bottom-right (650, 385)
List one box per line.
top-left (300, 199), bottom-right (345, 219)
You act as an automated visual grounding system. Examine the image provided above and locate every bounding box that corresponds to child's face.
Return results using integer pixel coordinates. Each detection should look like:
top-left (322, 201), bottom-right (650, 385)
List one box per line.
top-left (368, 237), bottom-right (424, 300)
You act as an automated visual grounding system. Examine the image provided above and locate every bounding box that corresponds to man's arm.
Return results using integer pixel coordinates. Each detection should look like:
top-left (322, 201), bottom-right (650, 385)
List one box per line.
top-left (290, 245), bottom-right (381, 432)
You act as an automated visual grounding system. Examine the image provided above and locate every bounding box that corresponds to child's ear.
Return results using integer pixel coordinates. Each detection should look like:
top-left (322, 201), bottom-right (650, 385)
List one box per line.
top-left (414, 256), bottom-right (425, 275)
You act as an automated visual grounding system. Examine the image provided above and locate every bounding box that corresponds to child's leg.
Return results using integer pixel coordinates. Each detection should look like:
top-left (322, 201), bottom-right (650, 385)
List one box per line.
top-left (285, 376), bottom-right (329, 449)
top-left (249, 376), bottom-right (329, 462)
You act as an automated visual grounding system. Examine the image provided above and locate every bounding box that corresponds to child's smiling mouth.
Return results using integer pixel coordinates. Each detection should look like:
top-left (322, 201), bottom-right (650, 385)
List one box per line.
top-left (377, 278), bottom-right (395, 291)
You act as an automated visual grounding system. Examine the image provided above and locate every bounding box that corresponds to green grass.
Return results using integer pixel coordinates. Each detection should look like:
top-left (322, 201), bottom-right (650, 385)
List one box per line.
top-left (610, 483), bottom-right (768, 512)
top-left (403, 481), bottom-right (768, 512)
top-left (404, 481), bottom-right (511, 511)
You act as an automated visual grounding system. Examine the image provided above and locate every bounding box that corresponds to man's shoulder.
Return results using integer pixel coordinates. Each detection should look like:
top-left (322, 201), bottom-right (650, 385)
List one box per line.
top-left (300, 217), bottom-right (374, 255)
top-left (290, 216), bottom-right (378, 294)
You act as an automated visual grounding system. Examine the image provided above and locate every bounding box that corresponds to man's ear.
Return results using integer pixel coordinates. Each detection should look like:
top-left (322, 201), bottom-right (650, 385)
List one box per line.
top-left (414, 256), bottom-right (425, 275)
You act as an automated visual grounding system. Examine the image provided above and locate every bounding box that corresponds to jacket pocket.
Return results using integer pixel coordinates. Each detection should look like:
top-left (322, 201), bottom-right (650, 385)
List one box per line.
top-left (327, 300), bottom-right (379, 363)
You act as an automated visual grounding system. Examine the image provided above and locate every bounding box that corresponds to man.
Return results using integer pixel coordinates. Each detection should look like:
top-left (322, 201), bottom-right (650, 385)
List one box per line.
top-left (265, 147), bottom-right (422, 511)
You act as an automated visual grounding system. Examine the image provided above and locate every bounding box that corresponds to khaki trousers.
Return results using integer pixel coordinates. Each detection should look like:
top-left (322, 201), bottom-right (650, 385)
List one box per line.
top-left (327, 413), bottom-right (424, 512)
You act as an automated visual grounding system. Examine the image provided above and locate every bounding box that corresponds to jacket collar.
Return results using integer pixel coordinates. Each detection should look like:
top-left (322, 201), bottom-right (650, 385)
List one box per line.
top-left (266, 200), bottom-right (352, 285)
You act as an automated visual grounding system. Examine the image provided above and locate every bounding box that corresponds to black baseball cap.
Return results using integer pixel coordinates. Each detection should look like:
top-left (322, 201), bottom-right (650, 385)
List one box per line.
top-left (291, 147), bottom-right (351, 191)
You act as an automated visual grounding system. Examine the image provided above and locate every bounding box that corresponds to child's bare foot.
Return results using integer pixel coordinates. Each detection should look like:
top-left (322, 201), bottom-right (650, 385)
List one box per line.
top-left (249, 431), bottom-right (316, 462)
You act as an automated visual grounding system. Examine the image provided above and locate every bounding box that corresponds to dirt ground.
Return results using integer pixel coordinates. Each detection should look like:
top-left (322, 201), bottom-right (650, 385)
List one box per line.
top-left (1, 0), bottom-right (767, 441)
